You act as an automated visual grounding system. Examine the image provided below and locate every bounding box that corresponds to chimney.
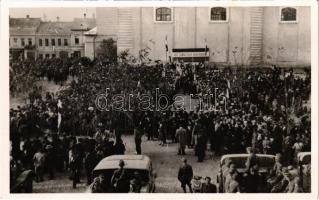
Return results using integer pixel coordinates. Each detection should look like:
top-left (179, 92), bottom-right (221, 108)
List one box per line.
top-left (26, 15), bottom-right (30, 19)
top-left (84, 13), bottom-right (86, 18)
top-left (56, 16), bottom-right (60, 22)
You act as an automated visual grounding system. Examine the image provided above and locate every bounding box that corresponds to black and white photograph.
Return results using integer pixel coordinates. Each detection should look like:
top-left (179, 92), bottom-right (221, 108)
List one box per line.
top-left (3, 1), bottom-right (318, 196)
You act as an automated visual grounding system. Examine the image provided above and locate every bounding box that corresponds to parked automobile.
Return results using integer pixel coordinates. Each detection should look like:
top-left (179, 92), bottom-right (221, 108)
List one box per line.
top-left (10, 170), bottom-right (34, 193)
top-left (216, 153), bottom-right (275, 193)
top-left (88, 155), bottom-right (156, 193)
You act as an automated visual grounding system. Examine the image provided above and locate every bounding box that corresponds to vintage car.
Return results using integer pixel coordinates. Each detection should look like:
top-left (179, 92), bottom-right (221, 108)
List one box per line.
top-left (10, 170), bottom-right (34, 193)
top-left (88, 155), bottom-right (156, 193)
top-left (297, 152), bottom-right (311, 192)
top-left (216, 153), bottom-right (275, 193)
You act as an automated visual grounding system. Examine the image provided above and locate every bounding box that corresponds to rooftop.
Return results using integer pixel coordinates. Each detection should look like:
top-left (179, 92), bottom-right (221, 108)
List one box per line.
top-left (9, 17), bottom-right (41, 35)
top-left (71, 18), bottom-right (96, 31)
top-left (37, 21), bottom-right (74, 35)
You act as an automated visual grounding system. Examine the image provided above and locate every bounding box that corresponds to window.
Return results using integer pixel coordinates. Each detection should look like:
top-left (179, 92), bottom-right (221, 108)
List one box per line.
top-left (210, 7), bottom-right (227, 21)
top-left (280, 7), bottom-right (297, 22)
top-left (38, 54), bottom-right (43, 59)
top-left (58, 38), bottom-right (62, 46)
top-left (39, 39), bottom-right (43, 46)
top-left (28, 38), bottom-right (32, 45)
top-left (155, 7), bottom-right (172, 22)
top-left (21, 38), bottom-right (25, 46)
top-left (75, 37), bottom-right (79, 45)
top-left (52, 54), bottom-right (56, 58)
top-left (45, 39), bottom-right (49, 46)
top-left (64, 39), bottom-right (68, 46)
top-left (45, 54), bottom-right (50, 58)
top-left (13, 38), bottom-right (18, 43)
top-left (51, 39), bottom-right (55, 46)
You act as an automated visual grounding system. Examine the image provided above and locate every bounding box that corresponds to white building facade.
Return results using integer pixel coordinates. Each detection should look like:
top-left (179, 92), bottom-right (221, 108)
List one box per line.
top-left (85, 7), bottom-right (310, 67)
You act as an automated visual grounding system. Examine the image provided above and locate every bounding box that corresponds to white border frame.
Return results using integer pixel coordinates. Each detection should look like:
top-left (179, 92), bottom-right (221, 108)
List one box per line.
top-left (209, 6), bottom-right (229, 23)
top-left (279, 6), bottom-right (298, 24)
top-left (0, 1), bottom-right (318, 200)
top-left (153, 7), bottom-right (174, 24)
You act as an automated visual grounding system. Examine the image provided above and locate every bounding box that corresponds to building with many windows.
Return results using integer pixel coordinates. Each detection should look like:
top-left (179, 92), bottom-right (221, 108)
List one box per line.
top-left (87, 6), bottom-right (310, 66)
top-left (36, 15), bottom-right (96, 59)
top-left (9, 14), bottom-right (96, 60)
top-left (9, 15), bottom-right (41, 60)
top-left (36, 21), bottom-right (73, 59)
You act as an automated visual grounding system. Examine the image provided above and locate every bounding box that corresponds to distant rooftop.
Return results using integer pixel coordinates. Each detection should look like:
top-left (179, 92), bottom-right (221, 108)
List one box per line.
top-left (9, 17), bottom-right (41, 35)
top-left (72, 18), bottom-right (96, 31)
top-left (10, 15), bottom-right (96, 36)
top-left (37, 21), bottom-right (74, 35)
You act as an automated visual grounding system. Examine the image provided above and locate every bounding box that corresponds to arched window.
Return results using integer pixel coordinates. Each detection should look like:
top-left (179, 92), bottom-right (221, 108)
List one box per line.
top-left (281, 7), bottom-right (297, 22)
top-left (210, 7), bottom-right (227, 21)
top-left (155, 7), bottom-right (172, 22)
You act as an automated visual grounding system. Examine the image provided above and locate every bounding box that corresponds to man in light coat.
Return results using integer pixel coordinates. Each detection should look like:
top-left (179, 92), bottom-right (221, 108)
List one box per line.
top-left (176, 125), bottom-right (187, 155)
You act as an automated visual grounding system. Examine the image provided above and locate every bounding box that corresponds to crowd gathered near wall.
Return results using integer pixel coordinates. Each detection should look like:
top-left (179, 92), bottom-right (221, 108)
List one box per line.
top-left (10, 56), bottom-right (311, 193)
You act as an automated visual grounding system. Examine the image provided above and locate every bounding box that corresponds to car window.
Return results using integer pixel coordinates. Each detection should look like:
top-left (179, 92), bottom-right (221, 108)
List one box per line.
top-left (94, 169), bottom-right (150, 183)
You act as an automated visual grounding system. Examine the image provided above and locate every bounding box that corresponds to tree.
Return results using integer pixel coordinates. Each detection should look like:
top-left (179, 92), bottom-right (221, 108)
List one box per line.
top-left (97, 38), bottom-right (117, 63)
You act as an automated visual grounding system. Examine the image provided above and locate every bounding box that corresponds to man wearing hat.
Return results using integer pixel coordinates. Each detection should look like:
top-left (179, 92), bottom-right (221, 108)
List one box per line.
top-left (201, 176), bottom-right (217, 193)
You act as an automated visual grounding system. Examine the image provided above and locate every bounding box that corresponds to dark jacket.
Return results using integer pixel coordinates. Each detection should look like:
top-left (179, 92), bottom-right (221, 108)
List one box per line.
top-left (201, 182), bottom-right (217, 193)
top-left (178, 164), bottom-right (193, 183)
top-left (111, 168), bottom-right (130, 193)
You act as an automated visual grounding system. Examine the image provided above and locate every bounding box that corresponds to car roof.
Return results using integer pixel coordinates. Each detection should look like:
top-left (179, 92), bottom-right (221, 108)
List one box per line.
top-left (94, 155), bottom-right (151, 171)
top-left (297, 152), bottom-right (311, 164)
top-left (220, 153), bottom-right (275, 164)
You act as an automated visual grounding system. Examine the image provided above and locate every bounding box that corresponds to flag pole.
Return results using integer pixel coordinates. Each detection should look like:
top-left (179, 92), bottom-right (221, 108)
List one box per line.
top-left (205, 38), bottom-right (208, 66)
top-left (165, 35), bottom-right (168, 63)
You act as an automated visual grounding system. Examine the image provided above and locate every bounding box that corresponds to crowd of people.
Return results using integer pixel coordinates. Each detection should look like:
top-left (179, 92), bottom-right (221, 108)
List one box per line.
top-left (10, 55), bottom-right (311, 193)
top-left (10, 57), bottom-right (92, 96)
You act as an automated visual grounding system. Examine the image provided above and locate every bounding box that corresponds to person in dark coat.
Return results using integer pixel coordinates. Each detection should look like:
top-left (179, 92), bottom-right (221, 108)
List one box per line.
top-left (113, 138), bottom-right (126, 155)
top-left (201, 177), bottom-right (217, 193)
top-left (175, 125), bottom-right (187, 155)
top-left (177, 158), bottom-right (193, 193)
top-left (45, 145), bottom-right (55, 180)
top-left (69, 147), bottom-right (82, 189)
top-left (134, 124), bottom-right (143, 155)
top-left (195, 135), bottom-right (206, 162)
top-left (158, 122), bottom-right (167, 146)
top-left (111, 160), bottom-right (130, 193)
top-left (245, 165), bottom-right (261, 192)
top-left (84, 150), bottom-right (99, 185)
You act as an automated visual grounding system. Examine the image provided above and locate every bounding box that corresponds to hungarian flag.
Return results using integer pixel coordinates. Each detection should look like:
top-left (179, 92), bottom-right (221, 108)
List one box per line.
top-left (165, 35), bottom-right (168, 52)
